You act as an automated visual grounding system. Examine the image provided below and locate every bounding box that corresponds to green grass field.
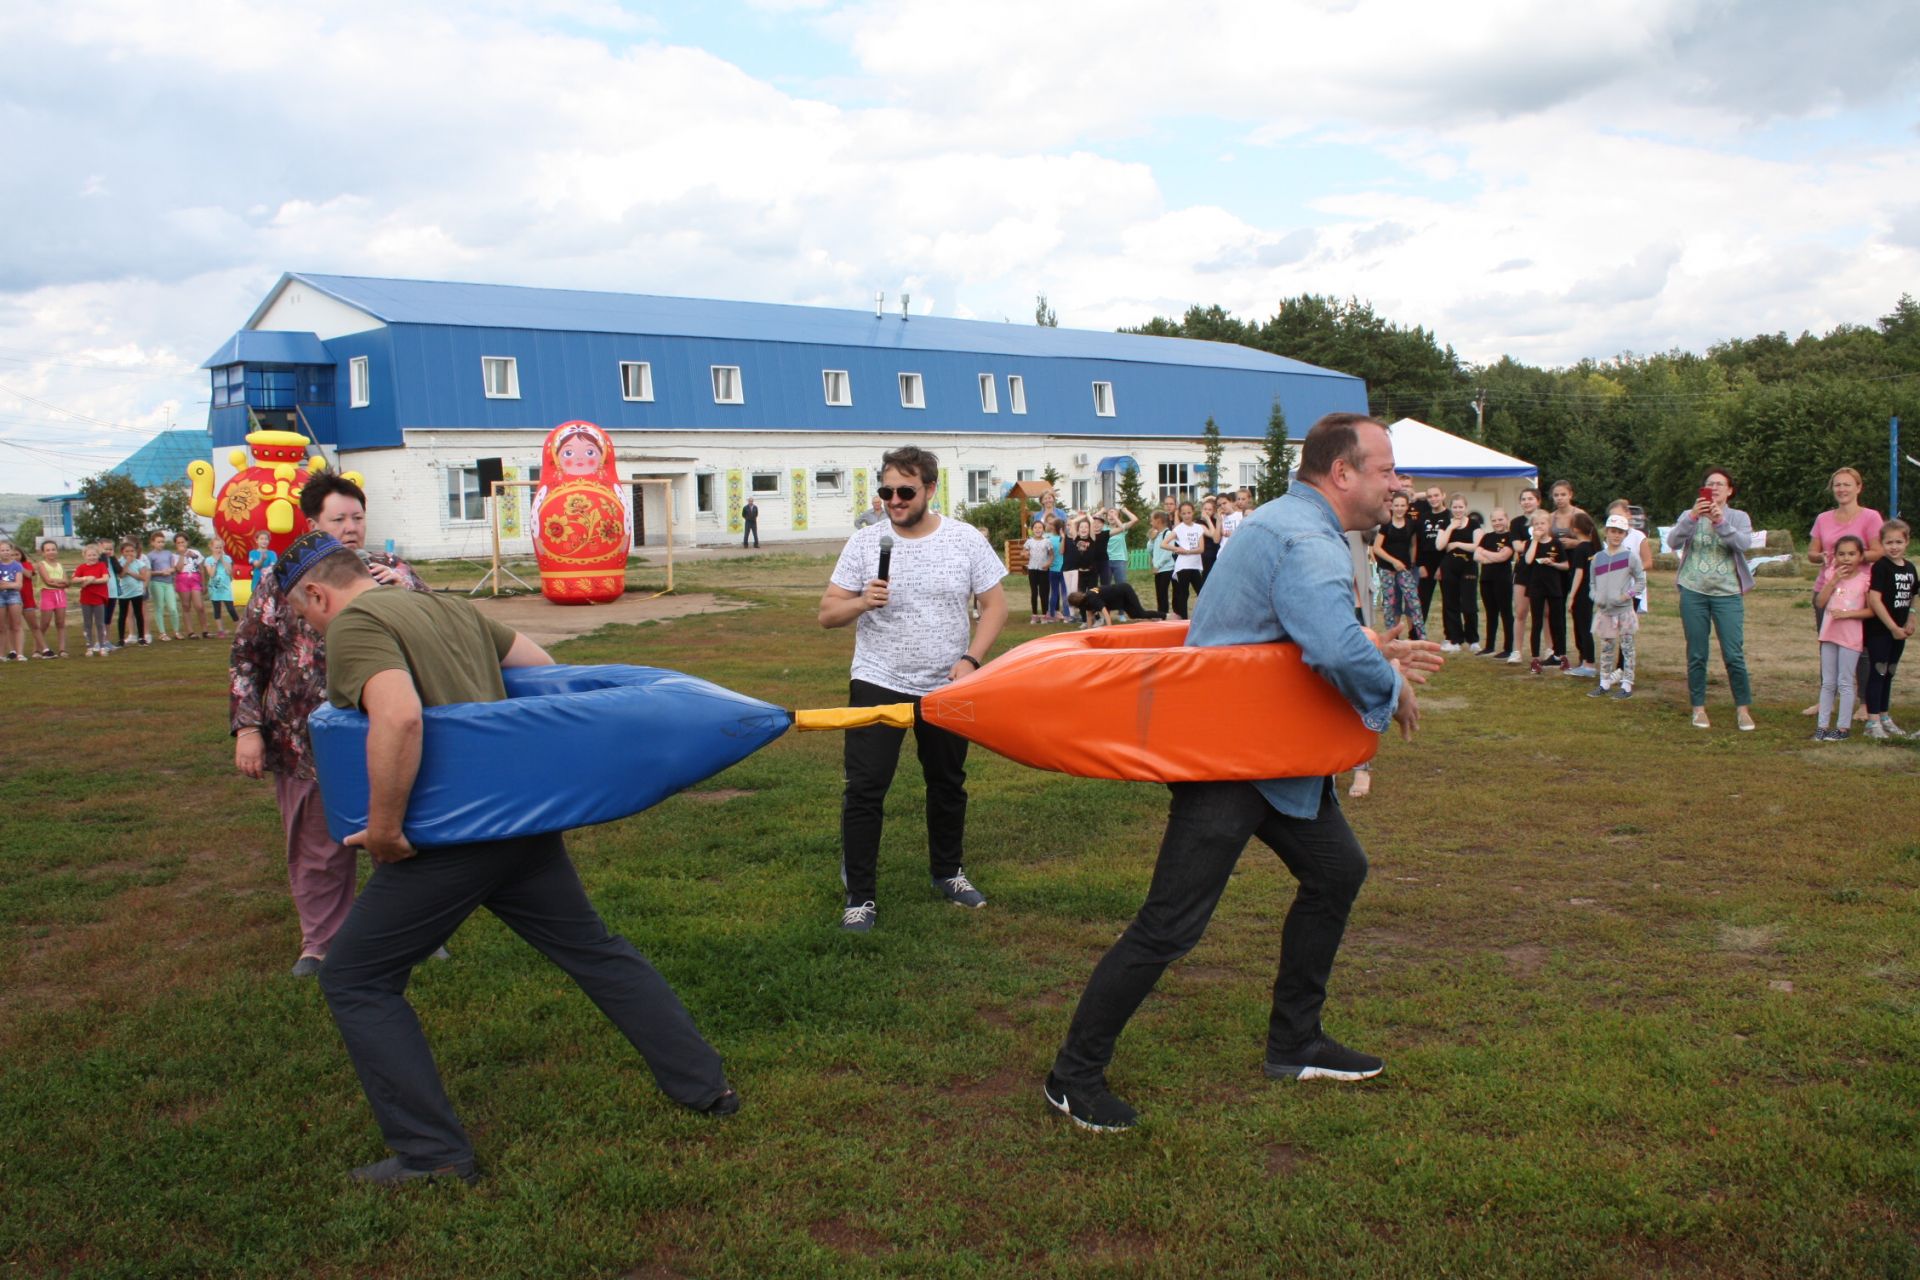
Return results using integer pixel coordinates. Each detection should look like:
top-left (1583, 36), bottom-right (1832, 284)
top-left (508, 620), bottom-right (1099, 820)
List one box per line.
top-left (3, 556), bottom-right (1918, 1278)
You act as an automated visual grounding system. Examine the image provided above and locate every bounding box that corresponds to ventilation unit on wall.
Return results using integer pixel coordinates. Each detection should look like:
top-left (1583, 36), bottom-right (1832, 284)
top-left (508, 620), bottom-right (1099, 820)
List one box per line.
top-left (1073, 453), bottom-right (1090, 467)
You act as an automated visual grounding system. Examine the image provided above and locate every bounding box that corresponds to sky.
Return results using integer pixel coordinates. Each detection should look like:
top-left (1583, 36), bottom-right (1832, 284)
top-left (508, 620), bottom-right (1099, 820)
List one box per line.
top-left (3, 0), bottom-right (1919, 494)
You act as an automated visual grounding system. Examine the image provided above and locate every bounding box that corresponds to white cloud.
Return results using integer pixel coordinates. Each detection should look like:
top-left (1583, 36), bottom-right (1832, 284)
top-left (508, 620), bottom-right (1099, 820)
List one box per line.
top-left (1, 0), bottom-right (1917, 492)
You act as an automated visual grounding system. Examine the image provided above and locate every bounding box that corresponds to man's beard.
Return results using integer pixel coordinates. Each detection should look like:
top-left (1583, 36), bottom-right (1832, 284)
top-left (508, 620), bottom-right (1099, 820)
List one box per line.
top-left (891, 503), bottom-right (929, 529)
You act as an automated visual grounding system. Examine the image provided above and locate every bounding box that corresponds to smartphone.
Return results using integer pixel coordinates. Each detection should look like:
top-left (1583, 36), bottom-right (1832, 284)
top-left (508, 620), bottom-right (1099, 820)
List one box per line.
top-left (1698, 487), bottom-right (1714, 502)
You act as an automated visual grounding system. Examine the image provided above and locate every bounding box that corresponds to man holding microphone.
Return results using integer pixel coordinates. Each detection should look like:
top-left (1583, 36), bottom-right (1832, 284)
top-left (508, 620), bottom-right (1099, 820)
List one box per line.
top-left (818, 447), bottom-right (1008, 932)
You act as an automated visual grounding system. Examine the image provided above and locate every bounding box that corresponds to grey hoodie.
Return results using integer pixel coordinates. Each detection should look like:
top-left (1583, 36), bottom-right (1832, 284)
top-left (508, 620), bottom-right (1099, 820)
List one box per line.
top-left (1588, 542), bottom-right (1646, 609)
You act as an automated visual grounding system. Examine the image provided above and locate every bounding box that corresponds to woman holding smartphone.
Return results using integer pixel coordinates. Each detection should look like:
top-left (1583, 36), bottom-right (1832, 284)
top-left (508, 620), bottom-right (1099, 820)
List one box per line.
top-left (1666, 467), bottom-right (1756, 731)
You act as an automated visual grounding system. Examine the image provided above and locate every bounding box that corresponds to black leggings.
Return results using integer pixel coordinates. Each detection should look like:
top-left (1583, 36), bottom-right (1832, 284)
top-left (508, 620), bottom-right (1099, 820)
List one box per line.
top-left (1154, 571), bottom-right (1173, 616)
top-left (1480, 571), bottom-right (1513, 652)
top-left (1417, 569), bottom-right (1438, 625)
top-left (1569, 591), bottom-right (1595, 664)
top-left (115, 597), bottom-right (146, 642)
top-left (1864, 631), bottom-right (1906, 715)
top-left (1172, 569), bottom-right (1203, 619)
top-left (1026, 569), bottom-right (1049, 616)
top-left (211, 599), bottom-right (239, 623)
top-left (1528, 586), bottom-right (1566, 660)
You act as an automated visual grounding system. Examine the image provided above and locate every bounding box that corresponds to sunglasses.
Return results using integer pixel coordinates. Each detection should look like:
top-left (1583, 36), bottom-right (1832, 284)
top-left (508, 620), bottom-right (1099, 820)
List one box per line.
top-left (876, 486), bottom-right (918, 501)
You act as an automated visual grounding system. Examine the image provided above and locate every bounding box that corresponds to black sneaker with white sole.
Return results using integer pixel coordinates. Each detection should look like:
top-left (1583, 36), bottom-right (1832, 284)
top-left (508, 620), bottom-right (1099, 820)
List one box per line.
top-left (840, 901), bottom-right (876, 933)
top-left (933, 870), bottom-right (986, 909)
top-left (1263, 1034), bottom-right (1384, 1081)
top-left (1042, 1072), bottom-right (1138, 1132)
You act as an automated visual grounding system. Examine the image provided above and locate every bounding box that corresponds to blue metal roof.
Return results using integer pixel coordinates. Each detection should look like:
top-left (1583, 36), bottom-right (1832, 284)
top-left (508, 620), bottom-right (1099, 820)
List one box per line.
top-left (276, 273), bottom-right (1357, 381)
top-left (201, 330), bottom-right (332, 369)
top-left (114, 429), bottom-right (212, 488)
top-left (1097, 455), bottom-right (1139, 474)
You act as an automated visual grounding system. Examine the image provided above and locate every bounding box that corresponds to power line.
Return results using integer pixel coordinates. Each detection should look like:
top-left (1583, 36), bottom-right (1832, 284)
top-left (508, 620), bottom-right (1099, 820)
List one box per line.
top-left (0, 382), bottom-right (171, 435)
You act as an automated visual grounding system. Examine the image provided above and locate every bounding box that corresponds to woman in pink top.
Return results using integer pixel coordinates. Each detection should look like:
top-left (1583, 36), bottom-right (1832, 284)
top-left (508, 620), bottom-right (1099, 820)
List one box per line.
top-left (1806, 466), bottom-right (1883, 718)
top-left (1813, 535), bottom-right (1873, 740)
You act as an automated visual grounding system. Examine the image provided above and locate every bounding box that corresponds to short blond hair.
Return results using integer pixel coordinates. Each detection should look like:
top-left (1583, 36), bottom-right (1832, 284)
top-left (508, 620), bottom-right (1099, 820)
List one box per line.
top-left (1831, 466), bottom-right (1864, 488)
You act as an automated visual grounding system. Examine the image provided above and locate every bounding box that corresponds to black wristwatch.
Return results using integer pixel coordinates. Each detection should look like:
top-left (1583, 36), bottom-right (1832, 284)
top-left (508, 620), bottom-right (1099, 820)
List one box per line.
top-left (958, 654), bottom-right (982, 668)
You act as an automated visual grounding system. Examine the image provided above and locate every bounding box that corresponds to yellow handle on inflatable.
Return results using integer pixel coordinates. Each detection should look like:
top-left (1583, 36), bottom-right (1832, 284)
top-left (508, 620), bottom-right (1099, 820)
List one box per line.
top-left (793, 704), bottom-right (916, 732)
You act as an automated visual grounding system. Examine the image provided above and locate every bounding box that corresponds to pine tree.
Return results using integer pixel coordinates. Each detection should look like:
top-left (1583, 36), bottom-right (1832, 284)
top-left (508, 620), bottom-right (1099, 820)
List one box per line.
top-left (1255, 399), bottom-right (1293, 505)
top-left (1201, 417), bottom-right (1224, 496)
top-left (1116, 459), bottom-right (1151, 531)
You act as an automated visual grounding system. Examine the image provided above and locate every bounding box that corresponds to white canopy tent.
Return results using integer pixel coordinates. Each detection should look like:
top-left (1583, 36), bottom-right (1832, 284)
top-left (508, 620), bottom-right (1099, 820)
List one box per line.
top-left (1384, 417), bottom-right (1538, 524)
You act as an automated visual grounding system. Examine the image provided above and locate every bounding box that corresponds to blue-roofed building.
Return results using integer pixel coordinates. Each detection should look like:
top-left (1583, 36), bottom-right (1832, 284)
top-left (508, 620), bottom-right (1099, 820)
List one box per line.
top-left (38, 429), bottom-right (215, 546)
top-left (203, 273), bottom-right (1370, 556)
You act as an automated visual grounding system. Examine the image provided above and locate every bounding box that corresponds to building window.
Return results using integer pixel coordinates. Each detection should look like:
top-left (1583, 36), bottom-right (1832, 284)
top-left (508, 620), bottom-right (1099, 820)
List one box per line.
top-left (1240, 461), bottom-right (1260, 487)
top-left (620, 361), bottom-right (653, 401)
top-left (823, 370), bottom-right (851, 406)
top-left (1071, 479), bottom-right (1091, 509)
top-left (813, 469), bottom-right (845, 495)
top-left (1008, 375), bottom-right (1027, 414)
top-left (979, 374), bottom-right (998, 413)
top-left (447, 466), bottom-right (484, 522)
top-left (1157, 462), bottom-right (1193, 504)
top-left (966, 469), bottom-right (994, 504)
top-left (749, 471), bottom-right (780, 495)
top-left (481, 356), bottom-right (519, 399)
top-left (712, 365), bottom-right (744, 404)
top-left (898, 372), bottom-right (925, 409)
top-left (1092, 381), bottom-right (1115, 416)
top-left (349, 357), bottom-right (369, 408)
top-left (694, 473), bottom-right (716, 515)
top-left (1017, 469), bottom-right (1036, 482)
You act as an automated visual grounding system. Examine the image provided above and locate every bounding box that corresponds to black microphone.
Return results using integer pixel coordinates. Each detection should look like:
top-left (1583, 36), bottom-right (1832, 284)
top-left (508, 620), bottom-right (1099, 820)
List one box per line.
top-left (876, 535), bottom-right (893, 589)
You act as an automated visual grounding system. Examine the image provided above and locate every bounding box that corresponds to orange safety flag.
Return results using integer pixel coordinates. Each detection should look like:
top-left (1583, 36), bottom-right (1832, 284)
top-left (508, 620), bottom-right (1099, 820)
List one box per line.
top-left (913, 620), bottom-right (1379, 782)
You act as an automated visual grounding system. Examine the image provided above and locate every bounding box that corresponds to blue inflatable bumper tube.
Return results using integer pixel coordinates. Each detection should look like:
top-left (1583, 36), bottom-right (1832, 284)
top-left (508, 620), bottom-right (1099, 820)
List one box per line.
top-left (309, 664), bottom-right (793, 847)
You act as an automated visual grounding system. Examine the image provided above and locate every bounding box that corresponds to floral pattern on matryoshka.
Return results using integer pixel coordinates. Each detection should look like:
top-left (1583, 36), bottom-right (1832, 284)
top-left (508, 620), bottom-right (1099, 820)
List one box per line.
top-left (531, 420), bottom-right (630, 605)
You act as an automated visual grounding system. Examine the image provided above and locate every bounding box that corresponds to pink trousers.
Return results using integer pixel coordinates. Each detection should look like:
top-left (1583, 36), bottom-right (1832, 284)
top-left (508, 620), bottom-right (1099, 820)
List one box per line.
top-left (274, 773), bottom-right (359, 957)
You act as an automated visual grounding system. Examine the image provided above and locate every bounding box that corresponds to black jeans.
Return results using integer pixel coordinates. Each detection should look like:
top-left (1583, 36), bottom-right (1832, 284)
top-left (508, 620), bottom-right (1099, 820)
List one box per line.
top-left (319, 832), bottom-right (728, 1170)
top-left (1439, 559), bottom-right (1479, 645)
top-left (840, 679), bottom-right (970, 904)
top-left (741, 519), bottom-right (759, 548)
top-left (114, 597), bottom-right (145, 642)
top-left (1026, 569), bottom-right (1049, 615)
top-left (1052, 780), bottom-right (1369, 1088)
top-left (1529, 586), bottom-right (1567, 659)
top-left (1172, 568), bottom-right (1202, 618)
top-left (1480, 569), bottom-right (1513, 651)
top-left (1864, 631), bottom-right (1906, 714)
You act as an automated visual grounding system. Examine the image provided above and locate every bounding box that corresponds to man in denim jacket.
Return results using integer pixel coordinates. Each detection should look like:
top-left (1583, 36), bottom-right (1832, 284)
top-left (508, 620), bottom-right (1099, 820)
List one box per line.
top-left (1044, 413), bottom-right (1444, 1131)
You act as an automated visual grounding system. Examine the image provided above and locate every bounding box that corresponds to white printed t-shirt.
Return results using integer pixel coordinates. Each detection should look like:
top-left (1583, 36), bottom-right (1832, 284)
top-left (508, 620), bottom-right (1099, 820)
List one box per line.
top-left (1171, 521), bottom-right (1205, 573)
top-left (1220, 510), bottom-right (1244, 540)
top-left (830, 516), bottom-right (1007, 696)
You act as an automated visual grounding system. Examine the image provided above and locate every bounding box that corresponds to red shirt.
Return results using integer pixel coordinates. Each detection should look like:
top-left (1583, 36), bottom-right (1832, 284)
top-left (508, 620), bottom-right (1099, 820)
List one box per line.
top-left (73, 561), bottom-right (110, 606)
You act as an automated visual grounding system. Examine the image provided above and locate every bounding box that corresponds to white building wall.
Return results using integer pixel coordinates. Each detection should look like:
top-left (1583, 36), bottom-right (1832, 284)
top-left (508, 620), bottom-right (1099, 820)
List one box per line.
top-left (344, 429), bottom-right (1277, 561)
top-left (253, 281), bottom-right (383, 339)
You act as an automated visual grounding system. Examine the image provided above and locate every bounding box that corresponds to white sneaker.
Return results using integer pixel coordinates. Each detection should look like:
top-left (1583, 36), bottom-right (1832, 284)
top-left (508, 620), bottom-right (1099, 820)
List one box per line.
top-left (1440, 642), bottom-right (1460, 653)
top-left (1885, 716), bottom-right (1908, 737)
top-left (1505, 652), bottom-right (1522, 665)
top-left (1865, 720), bottom-right (1892, 741)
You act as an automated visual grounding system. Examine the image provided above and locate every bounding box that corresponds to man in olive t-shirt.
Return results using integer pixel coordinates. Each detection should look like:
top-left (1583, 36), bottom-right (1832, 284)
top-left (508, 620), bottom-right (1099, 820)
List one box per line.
top-left (278, 533), bottom-right (735, 1187)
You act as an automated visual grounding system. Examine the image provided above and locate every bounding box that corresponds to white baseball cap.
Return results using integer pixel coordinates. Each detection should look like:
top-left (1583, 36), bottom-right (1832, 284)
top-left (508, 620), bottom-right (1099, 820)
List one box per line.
top-left (1605, 513), bottom-right (1632, 532)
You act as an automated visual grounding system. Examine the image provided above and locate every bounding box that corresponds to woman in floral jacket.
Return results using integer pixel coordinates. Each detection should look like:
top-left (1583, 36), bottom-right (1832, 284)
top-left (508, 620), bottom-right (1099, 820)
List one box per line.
top-left (229, 473), bottom-right (429, 976)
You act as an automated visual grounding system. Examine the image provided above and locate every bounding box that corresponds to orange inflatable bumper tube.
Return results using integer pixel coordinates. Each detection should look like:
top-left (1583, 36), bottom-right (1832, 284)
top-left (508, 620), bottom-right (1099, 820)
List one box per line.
top-left (918, 621), bottom-right (1379, 782)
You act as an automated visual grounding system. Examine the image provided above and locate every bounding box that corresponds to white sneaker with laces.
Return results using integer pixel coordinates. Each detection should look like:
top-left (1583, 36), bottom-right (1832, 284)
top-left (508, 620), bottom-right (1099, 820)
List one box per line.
top-left (933, 871), bottom-right (987, 909)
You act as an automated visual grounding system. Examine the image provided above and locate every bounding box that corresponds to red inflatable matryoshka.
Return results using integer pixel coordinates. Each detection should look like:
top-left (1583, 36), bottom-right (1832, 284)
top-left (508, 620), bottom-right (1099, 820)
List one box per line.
top-left (532, 420), bottom-right (631, 605)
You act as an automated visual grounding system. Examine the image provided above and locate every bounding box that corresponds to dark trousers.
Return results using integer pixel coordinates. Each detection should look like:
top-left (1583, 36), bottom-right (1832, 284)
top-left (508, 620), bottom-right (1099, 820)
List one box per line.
top-left (1417, 567), bottom-right (1439, 625)
top-left (1439, 560), bottom-right (1478, 645)
top-left (211, 599), bottom-right (238, 622)
top-left (1480, 570), bottom-right (1513, 652)
top-left (1570, 591), bottom-right (1595, 664)
top-left (741, 518), bottom-right (759, 548)
top-left (1100, 559), bottom-right (1125, 588)
top-left (1865, 631), bottom-right (1906, 715)
top-left (114, 597), bottom-right (145, 642)
top-left (1026, 569), bottom-right (1049, 615)
top-left (840, 678), bottom-right (969, 904)
top-left (1100, 583), bottom-right (1164, 620)
top-left (1052, 780), bottom-right (1368, 1088)
top-left (318, 832), bottom-right (727, 1170)
top-left (1172, 568), bottom-right (1202, 618)
top-left (1154, 571), bottom-right (1173, 615)
top-left (1529, 586), bottom-right (1567, 659)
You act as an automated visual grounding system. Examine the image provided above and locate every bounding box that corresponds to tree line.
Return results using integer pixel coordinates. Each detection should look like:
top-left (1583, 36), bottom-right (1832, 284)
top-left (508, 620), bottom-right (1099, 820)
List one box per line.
top-left (1128, 294), bottom-right (1920, 530)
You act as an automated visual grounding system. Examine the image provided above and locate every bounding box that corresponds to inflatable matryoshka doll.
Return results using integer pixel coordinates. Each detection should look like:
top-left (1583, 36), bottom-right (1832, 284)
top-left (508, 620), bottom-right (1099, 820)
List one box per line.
top-left (532, 420), bottom-right (630, 605)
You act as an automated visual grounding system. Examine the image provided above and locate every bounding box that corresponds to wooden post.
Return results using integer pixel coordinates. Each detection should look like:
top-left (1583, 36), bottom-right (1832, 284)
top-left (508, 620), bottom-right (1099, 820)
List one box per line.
top-left (489, 480), bottom-right (504, 596)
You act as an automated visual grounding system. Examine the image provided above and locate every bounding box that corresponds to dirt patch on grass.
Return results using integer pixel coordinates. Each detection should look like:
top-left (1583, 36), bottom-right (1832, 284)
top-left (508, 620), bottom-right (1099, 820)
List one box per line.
top-left (808, 1217), bottom-right (894, 1255)
top-left (1717, 924), bottom-right (1783, 954)
top-left (471, 591), bottom-right (750, 648)
top-left (947, 1064), bottom-right (1027, 1099)
top-left (682, 789), bottom-right (756, 804)
top-left (1264, 1142), bottom-right (1307, 1176)
top-left (1501, 943), bottom-right (1549, 976)
top-left (1074, 1227), bottom-right (1159, 1260)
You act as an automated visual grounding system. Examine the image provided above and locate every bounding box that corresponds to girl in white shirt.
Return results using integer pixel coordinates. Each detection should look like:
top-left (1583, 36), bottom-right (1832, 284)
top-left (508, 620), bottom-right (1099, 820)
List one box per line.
top-left (1163, 502), bottom-right (1206, 618)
